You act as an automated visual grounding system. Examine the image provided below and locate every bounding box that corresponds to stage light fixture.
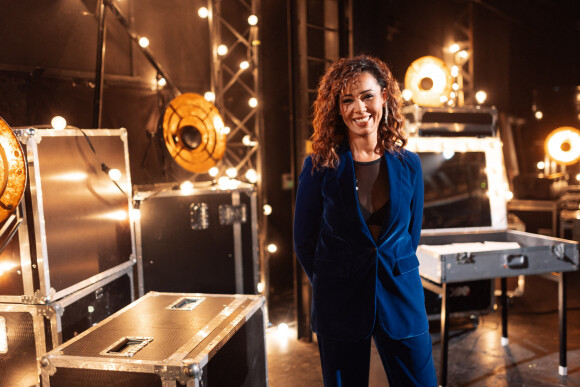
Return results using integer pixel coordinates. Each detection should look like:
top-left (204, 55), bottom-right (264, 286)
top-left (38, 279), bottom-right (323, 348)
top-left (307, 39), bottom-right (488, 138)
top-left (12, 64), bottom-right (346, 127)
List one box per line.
top-left (545, 126), bottom-right (580, 165)
top-left (535, 111), bottom-right (543, 120)
top-left (163, 93), bottom-right (226, 173)
top-left (537, 161), bottom-right (545, 170)
top-left (404, 56), bottom-right (453, 107)
top-left (157, 77), bottom-right (166, 87)
top-left (249, 98), bottom-right (258, 108)
top-left (239, 60), bottom-right (249, 70)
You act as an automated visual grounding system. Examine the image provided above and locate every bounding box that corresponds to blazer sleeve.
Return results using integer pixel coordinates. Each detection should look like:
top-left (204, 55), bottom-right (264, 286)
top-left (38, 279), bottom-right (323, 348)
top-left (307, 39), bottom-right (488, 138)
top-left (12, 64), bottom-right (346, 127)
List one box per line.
top-left (293, 156), bottom-right (324, 283)
top-left (408, 152), bottom-right (424, 251)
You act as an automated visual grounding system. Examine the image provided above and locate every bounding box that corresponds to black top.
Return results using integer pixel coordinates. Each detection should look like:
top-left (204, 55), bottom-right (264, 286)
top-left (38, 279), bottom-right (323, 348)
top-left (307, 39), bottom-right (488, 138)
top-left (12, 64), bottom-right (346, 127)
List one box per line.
top-left (354, 157), bottom-right (390, 241)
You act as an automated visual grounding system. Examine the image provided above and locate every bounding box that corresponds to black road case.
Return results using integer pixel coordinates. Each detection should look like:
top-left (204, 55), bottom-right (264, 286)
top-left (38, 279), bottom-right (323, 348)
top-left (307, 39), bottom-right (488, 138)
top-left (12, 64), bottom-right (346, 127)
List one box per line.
top-left (135, 184), bottom-right (260, 296)
top-left (40, 292), bottom-right (267, 386)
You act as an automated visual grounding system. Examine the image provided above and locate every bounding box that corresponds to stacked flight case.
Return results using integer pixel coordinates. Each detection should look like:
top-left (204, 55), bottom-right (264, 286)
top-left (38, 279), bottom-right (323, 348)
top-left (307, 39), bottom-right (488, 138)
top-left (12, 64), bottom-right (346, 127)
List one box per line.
top-left (0, 128), bottom-right (136, 385)
top-left (404, 107), bottom-right (579, 384)
top-left (40, 292), bottom-right (268, 386)
top-left (134, 183), bottom-right (261, 297)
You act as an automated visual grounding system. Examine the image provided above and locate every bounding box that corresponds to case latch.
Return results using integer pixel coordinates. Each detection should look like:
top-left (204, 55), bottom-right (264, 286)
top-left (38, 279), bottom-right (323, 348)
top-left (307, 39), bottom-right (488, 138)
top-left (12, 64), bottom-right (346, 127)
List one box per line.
top-left (456, 252), bottom-right (475, 264)
top-left (190, 203), bottom-right (209, 230)
top-left (218, 204), bottom-right (247, 225)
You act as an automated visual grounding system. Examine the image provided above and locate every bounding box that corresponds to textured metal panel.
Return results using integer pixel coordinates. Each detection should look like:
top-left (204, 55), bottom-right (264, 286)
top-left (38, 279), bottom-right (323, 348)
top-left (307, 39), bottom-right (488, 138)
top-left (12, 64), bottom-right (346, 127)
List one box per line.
top-left (0, 312), bottom-right (38, 386)
top-left (59, 294), bottom-right (239, 361)
top-left (42, 293), bottom-right (266, 386)
top-left (25, 129), bottom-right (133, 297)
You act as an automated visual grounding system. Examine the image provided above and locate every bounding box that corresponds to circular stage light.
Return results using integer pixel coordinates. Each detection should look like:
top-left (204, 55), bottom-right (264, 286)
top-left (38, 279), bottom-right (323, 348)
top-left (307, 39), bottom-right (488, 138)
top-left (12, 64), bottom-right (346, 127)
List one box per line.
top-left (163, 93), bottom-right (227, 173)
top-left (0, 117), bottom-right (27, 223)
top-left (404, 56), bottom-right (453, 107)
top-left (545, 126), bottom-right (580, 165)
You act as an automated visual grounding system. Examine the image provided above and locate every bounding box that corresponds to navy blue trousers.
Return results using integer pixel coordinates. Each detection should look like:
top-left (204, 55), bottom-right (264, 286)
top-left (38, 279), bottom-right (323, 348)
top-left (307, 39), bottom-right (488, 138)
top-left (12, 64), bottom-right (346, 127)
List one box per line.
top-left (317, 328), bottom-right (437, 387)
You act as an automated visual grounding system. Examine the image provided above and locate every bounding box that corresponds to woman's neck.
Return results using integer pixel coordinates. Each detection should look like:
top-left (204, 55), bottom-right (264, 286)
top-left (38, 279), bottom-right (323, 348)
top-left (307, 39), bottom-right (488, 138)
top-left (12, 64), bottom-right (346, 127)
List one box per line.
top-left (349, 134), bottom-right (381, 162)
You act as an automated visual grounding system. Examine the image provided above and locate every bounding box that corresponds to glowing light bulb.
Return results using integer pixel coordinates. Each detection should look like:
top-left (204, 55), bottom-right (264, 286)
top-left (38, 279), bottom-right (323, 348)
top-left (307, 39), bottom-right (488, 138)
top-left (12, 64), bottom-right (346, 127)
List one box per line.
top-left (475, 90), bottom-right (487, 104)
top-left (263, 204), bottom-right (272, 216)
top-left (204, 92), bottom-right (215, 102)
top-left (198, 7), bottom-right (209, 18)
top-left (267, 243), bottom-right (278, 253)
top-left (226, 168), bottom-right (237, 178)
top-left (217, 44), bottom-right (228, 56)
top-left (535, 111), bottom-right (543, 120)
top-left (157, 77), bottom-right (166, 87)
top-left (180, 181), bottom-right (194, 193)
top-left (208, 167), bottom-right (219, 177)
top-left (402, 89), bottom-right (413, 101)
top-left (249, 97), bottom-right (258, 108)
top-left (138, 37), bottom-right (150, 48)
top-left (51, 116), bottom-right (67, 130)
top-left (248, 15), bottom-right (258, 26)
top-left (245, 168), bottom-right (258, 183)
top-left (449, 43), bottom-right (460, 53)
top-left (108, 168), bottom-right (122, 181)
top-left (239, 61), bottom-right (250, 70)
top-left (537, 161), bottom-right (545, 170)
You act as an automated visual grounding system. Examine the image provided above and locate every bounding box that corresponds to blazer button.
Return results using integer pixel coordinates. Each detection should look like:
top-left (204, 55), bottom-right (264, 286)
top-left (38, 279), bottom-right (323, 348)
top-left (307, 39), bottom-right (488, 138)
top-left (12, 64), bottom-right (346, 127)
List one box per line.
top-left (371, 247), bottom-right (377, 254)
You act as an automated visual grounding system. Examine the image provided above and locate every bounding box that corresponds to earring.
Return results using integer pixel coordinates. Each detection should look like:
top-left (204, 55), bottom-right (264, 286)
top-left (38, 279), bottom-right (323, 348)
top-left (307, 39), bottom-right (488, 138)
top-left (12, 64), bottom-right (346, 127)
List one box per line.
top-left (383, 106), bottom-right (388, 124)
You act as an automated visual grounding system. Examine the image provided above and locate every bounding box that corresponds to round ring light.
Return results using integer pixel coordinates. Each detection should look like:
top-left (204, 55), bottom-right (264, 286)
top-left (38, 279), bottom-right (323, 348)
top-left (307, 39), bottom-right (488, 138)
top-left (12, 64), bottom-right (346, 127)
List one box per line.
top-left (545, 126), bottom-right (580, 165)
top-left (404, 56), bottom-right (453, 107)
top-left (163, 93), bottom-right (227, 173)
top-left (0, 117), bottom-right (27, 223)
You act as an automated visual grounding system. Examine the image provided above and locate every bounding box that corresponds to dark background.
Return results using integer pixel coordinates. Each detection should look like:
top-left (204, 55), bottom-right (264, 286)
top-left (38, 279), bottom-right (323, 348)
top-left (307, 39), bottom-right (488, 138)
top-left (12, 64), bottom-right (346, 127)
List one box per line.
top-left (1, 0), bottom-right (579, 301)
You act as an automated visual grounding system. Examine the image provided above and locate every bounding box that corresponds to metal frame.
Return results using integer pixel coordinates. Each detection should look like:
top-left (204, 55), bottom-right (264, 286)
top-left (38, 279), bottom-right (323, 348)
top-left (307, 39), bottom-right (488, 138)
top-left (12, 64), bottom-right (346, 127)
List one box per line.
top-left (39, 292), bottom-right (266, 387)
top-left (0, 129), bottom-right (137, 304)
top-left (407, 136), bottom-right (509, 234)
top-left (0, 264), bottom-right (135, 386)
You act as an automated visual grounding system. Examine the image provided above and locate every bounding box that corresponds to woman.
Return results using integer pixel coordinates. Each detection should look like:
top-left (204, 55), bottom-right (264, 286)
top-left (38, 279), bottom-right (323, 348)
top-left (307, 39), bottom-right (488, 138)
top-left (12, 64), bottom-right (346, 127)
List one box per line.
top-left (293, 55), bottom-right (437, 386)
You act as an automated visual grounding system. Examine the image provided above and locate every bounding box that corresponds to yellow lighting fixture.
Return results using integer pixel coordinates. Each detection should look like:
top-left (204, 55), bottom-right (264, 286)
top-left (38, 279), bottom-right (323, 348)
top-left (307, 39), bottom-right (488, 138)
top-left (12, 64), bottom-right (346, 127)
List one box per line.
top-left (162, 93), bottom-right (226, 173)
top-left (404, 56), bottom-right (453, 107)
top-left (545, 126), bottom-right (580, 165)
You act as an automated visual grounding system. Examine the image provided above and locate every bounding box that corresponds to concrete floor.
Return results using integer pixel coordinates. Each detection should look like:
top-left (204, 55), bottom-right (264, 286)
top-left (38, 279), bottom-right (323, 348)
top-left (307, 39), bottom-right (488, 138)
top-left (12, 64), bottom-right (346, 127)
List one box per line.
top-left (265, 271), bottom-right (580, 386)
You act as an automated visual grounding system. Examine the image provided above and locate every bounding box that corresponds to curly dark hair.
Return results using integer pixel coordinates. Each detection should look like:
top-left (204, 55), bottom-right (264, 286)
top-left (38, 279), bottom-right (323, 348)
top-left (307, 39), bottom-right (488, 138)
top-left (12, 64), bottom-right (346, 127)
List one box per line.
top-left (310, 54), bottom-right (406, 169)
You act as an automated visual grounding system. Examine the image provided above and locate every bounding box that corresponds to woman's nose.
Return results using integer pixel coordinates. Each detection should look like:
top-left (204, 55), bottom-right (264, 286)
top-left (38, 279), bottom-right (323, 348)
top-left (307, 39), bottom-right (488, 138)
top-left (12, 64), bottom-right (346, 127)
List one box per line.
top-left (355, 99), bottom-right (366, 112)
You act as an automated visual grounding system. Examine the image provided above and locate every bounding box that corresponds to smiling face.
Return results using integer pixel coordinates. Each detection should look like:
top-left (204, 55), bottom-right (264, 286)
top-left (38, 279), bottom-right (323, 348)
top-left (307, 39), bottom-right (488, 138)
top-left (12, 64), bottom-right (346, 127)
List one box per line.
top-left (339, 72), bottom-right (387, 143)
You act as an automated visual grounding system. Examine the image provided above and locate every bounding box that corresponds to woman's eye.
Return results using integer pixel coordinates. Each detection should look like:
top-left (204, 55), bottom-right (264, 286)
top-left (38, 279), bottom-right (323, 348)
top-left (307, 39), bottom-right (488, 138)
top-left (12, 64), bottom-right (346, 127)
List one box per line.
top-left (341, 98), bottom-right (353, 104)
top-left (363, 94), bottom-right (374, 100)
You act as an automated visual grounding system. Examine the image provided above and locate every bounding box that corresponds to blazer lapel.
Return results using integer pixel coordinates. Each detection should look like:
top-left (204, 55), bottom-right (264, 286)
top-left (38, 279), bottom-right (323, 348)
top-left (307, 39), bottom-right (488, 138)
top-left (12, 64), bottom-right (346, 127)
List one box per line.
top-left (338, 150), bottom-right (375, 241)
top-left (378, 151), bottom-right (402, 243)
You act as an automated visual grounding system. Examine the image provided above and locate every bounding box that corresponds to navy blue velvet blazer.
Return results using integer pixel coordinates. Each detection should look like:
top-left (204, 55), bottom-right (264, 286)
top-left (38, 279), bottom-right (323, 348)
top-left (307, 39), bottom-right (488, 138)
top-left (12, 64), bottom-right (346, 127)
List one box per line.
top-left (293, 143), bottom-right (428, 341)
